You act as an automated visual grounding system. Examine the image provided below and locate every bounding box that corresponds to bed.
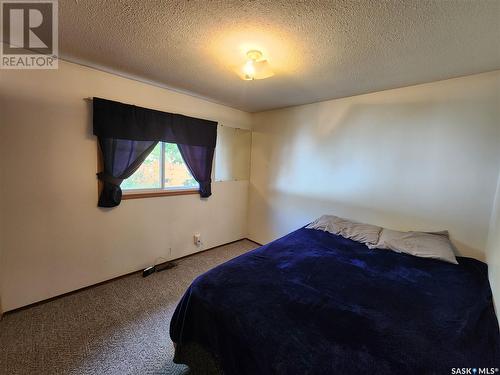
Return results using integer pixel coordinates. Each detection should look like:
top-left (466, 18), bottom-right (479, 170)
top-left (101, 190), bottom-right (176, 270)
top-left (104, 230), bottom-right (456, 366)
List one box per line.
top-left (170, 227), bottom-right (500, 374)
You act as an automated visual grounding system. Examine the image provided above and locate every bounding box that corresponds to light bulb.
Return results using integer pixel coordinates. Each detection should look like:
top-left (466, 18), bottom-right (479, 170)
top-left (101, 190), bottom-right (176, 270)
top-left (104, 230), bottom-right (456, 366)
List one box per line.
top-left (243, 60), bottom-right (255, 80)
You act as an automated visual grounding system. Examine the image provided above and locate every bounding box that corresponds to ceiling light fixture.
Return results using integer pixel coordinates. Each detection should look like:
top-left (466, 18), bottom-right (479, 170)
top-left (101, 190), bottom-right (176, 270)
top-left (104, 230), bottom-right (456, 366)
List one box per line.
top-left (239, 50), bottom-right (274, 81)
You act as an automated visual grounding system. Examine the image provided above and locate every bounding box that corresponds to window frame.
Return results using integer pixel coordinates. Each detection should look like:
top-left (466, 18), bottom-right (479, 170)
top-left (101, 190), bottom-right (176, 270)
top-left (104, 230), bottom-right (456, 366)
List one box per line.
top-left (121, 142), bottom-right (199, 199)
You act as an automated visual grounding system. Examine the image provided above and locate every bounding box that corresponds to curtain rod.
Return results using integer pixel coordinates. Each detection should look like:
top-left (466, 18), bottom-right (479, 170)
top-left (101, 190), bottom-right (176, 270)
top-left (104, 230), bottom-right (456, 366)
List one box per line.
top-left (218, 124), bottom-right (250, 131)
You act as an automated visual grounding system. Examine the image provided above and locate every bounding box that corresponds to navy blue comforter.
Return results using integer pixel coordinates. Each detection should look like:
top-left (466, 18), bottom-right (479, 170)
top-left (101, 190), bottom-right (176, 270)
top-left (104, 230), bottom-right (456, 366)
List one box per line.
top-left (170, 228), bottom-right (500, 374)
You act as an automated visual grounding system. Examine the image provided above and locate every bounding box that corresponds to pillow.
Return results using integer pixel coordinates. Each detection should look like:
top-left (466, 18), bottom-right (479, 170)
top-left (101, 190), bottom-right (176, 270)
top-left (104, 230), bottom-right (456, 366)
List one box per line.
top-left (368, 228), bottom-right (458, 264)
top-left (306, 215), bottom-right (337, 231)
top-left (306, 215), bottom-right (382, 246)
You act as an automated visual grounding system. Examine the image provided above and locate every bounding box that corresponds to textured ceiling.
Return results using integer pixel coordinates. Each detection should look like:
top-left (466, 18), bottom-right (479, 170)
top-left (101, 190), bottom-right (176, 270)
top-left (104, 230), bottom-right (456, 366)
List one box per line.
top-left (56, 0), bottom-right (500, 112)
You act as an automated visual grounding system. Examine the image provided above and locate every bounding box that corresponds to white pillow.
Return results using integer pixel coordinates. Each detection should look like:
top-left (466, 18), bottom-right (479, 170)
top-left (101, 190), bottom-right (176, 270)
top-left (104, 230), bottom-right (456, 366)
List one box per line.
top-left (306, 215), bottom-right (382, 245)
top-left (305, 215), bottom-right (337, 231)
top-left (368, 229), bottom-right (458, 264)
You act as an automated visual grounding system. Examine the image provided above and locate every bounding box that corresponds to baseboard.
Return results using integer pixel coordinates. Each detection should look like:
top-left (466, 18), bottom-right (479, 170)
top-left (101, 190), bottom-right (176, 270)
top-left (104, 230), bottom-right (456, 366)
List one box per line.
top-left (245, 238), bottom-right (262, 246)
top-left (3, 237), bottom-right (260, 316)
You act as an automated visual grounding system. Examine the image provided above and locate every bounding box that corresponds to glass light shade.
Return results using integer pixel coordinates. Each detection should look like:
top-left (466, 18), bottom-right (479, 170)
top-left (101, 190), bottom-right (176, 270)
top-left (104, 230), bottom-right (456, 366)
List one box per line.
top-left (237, 59), bottom-right (274, 80)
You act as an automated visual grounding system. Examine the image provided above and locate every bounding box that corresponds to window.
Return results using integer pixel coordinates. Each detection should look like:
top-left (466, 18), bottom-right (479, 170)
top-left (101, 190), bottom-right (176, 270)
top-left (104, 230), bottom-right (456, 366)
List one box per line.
top-left (121, 142), bottom-right (198, 198)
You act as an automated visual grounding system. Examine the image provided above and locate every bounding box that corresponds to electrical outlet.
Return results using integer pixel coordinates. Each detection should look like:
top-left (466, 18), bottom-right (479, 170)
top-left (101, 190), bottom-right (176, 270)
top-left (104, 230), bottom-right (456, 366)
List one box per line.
top-left (194, 233), bottom-right (202, 246)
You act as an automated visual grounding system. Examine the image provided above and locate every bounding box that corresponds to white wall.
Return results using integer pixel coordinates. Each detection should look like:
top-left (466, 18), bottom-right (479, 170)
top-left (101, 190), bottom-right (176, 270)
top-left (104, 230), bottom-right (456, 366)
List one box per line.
top-left (248, 71), bottom-right (500, 262)
top-left (487, 169), bottom-right (500, 315)
top-left (1, 62), bottom-right (499, 314)
top-left (0, 60), bottom-right (253, 312)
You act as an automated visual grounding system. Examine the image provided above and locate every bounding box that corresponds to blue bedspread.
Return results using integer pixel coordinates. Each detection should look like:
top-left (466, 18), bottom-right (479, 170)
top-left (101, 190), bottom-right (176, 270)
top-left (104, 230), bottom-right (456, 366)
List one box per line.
top-left (170, 228), bottom-right (500, 374)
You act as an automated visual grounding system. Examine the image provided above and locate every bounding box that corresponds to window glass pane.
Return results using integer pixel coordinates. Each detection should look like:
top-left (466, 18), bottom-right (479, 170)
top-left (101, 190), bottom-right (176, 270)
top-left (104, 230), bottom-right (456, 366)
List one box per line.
top-left (121, 143), bottom-right (161, 190)
top-left (164, 143), bottom-right (198, 189)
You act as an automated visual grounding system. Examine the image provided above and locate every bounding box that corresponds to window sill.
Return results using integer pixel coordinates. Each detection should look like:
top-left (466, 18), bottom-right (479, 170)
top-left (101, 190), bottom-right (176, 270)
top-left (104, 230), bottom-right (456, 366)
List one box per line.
top-left (122, 189), bottom-right (199, 200)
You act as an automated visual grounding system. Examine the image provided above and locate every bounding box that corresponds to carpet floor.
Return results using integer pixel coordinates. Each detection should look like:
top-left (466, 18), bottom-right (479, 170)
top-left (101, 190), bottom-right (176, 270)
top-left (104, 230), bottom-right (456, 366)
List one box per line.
top-left (0, 240), bottom-right (258, 375)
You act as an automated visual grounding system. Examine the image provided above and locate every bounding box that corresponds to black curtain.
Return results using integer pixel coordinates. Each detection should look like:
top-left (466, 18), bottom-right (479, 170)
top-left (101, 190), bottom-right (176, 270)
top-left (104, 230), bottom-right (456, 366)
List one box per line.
top-left (97, 138), bottom-right (158, 207)
top-left (93, 98), bottom-right (217, 207)
top-left (177, 144), bottom-right (214, 198)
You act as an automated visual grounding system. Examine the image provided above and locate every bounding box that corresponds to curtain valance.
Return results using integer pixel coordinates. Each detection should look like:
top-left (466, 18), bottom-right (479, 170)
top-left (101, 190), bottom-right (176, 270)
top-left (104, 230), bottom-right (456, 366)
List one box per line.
top-left (93, 97), bottom-right (217, 147)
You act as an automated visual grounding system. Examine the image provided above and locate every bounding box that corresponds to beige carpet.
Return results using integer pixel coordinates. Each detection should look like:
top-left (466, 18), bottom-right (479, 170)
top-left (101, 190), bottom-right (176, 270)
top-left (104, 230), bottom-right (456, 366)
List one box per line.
top-left (0, 240), bottom-right (258, 375)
